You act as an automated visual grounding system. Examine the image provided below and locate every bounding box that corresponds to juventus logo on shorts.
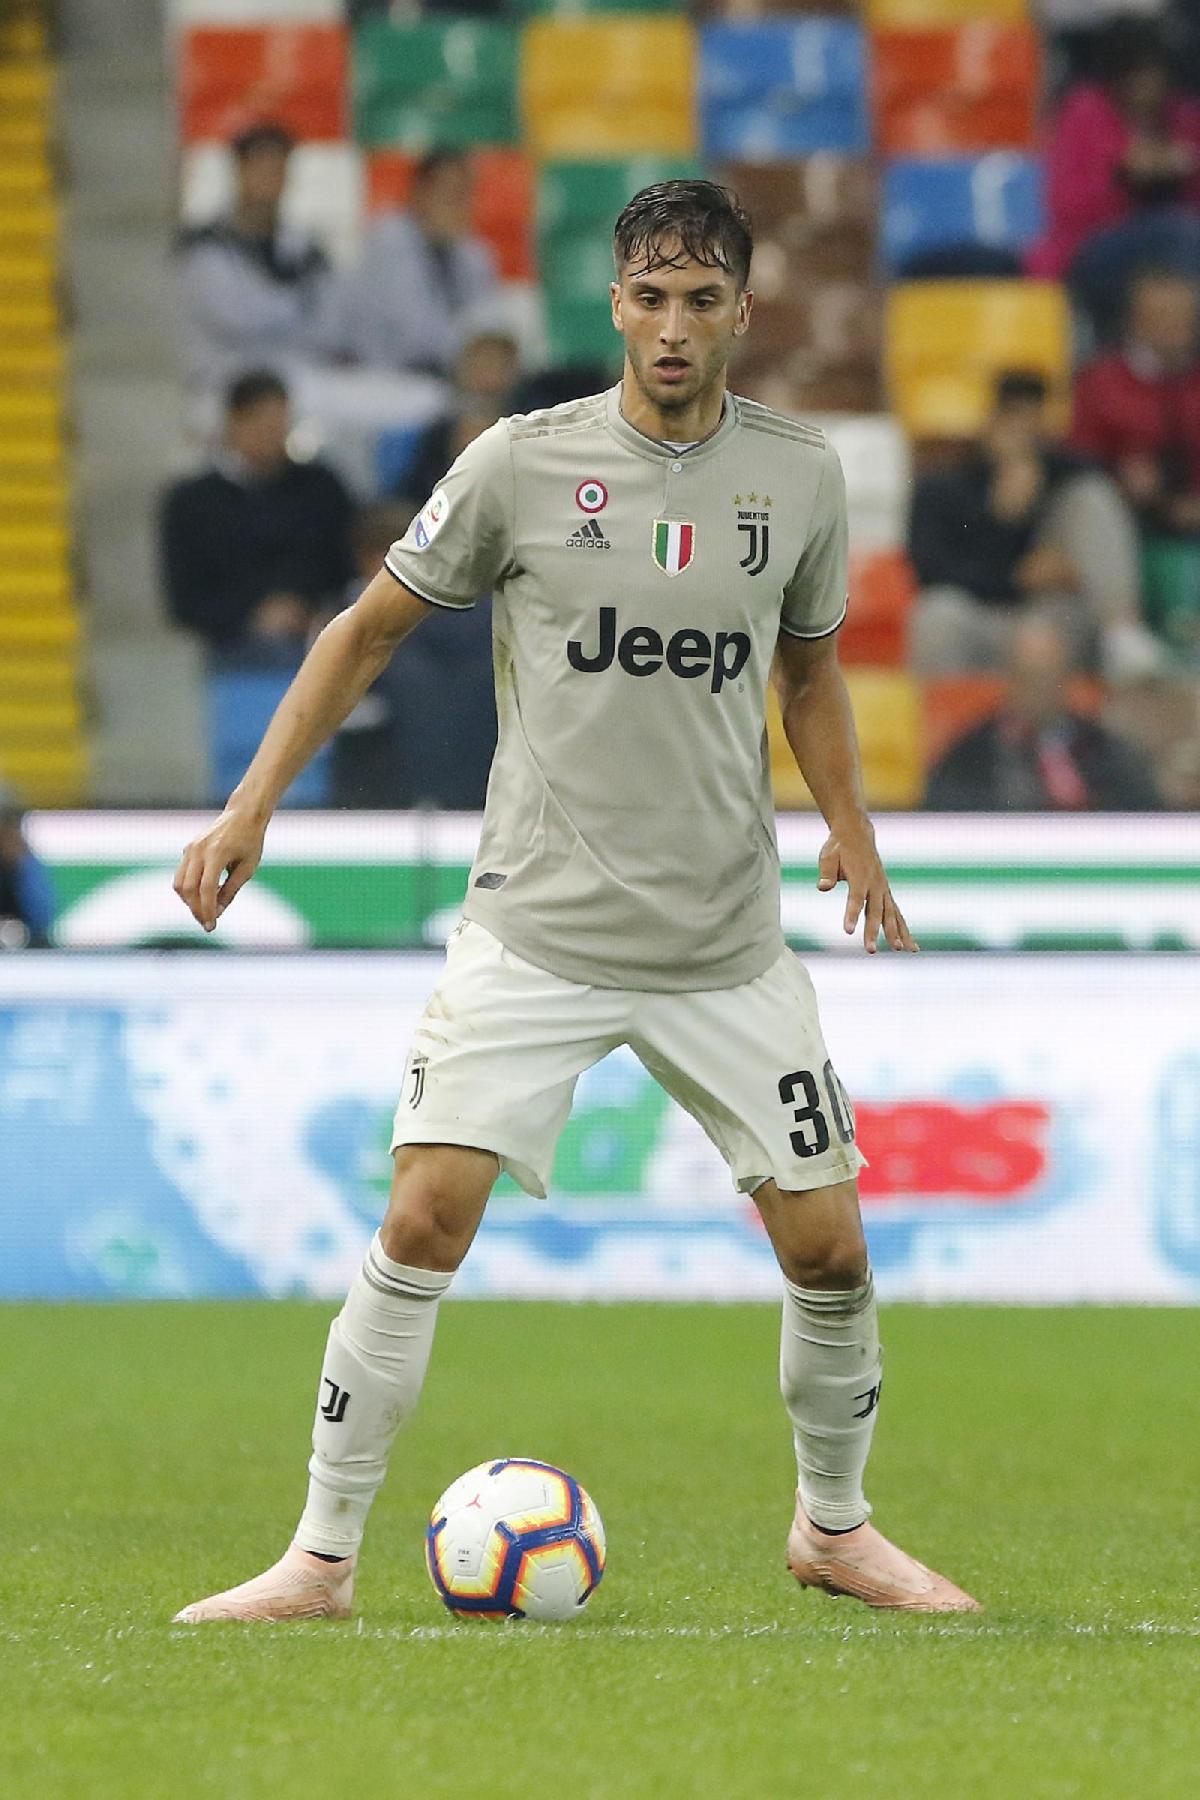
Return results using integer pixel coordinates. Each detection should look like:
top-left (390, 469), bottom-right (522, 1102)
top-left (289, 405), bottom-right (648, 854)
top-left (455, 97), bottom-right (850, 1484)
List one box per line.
top-left (407, 1053), bottom-right (427, 1109)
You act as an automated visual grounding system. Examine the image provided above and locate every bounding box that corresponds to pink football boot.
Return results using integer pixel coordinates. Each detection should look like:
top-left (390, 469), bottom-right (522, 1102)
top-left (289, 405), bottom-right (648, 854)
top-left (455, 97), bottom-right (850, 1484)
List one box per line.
top-left (173, 1544), bottom-right (356, 1623)
top-left (788, 1500), bottom-right (981, 1613)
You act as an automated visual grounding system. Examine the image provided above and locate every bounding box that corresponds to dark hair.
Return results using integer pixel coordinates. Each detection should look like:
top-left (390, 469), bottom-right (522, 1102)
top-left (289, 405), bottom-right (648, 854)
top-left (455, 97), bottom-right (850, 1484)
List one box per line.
top-left (994, 369), bottom-right (1049, 408)
top-left (1093, 19), bottom-right (1169, 86)
top-left (414, 148), bottom-right (470, 186)
top-left (613, 180), bottom-right (754, 290)
top-left (225, 369), bottom-right (289, 414)
top-left (231, 121), bottom-right (294, 160)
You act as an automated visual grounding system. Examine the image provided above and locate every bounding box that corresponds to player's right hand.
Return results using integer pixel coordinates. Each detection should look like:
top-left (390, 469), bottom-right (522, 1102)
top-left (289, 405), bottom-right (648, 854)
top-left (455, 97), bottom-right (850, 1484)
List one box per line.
top-left (173, 808), bottom-right (267, 933)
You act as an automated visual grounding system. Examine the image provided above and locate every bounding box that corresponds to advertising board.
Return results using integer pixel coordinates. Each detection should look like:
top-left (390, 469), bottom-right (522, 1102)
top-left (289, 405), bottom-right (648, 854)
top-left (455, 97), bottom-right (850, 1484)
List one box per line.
top-left (2, 953), bottom-right (1197, 1302)
top-left (25, 811), bottom-right (1200, 953)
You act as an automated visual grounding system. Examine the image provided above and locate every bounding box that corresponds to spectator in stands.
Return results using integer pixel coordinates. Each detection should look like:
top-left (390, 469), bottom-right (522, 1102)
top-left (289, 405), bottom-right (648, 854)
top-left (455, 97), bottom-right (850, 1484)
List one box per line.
top-left (909, 371), bottom-right (1159, 682)
top-left (328, 503), bottom-right (498, 810)
top-left (924, 616), bottom-right (1161, 811)
top-left (343, 150), bottom-right (499, 377)
top-left (0, 802), bottom-right (56, 950)
top-left (1074, 269), bottom-right (1200, 659)
top-left (1029, 19), bottom-right (1200, 343)
top-left (161, 370), bottom-right (354, 670)
top-left (401, 330), bottom-right (519, 503)
top-left (325, 496), bottom-right (496, 806)
top-left (176, 122), bottom-right (338, 396)
top-left (1073, 269), bottom-right (1200, 535)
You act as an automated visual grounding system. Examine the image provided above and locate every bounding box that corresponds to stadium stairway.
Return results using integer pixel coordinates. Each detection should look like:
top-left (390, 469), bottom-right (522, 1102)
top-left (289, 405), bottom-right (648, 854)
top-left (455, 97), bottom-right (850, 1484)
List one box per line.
top-left (58, 0), bottom-right (207, 802)
top-left (0, 2), bottom-right (86, 804)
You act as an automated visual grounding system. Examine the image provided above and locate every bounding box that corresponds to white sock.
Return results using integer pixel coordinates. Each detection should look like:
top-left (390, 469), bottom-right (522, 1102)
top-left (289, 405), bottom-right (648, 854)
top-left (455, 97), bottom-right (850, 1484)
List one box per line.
top-left (294, 1233), bottom-right (452, 1557)
top-left (780, 1274), bottom-right (882, 1532)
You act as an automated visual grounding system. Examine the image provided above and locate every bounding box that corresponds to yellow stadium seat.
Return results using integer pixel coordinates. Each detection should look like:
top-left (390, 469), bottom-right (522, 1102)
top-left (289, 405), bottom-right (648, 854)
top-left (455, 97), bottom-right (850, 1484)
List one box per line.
top-left (886, 280), bottom-right (1070, 438)
top-left (523, 19), bottom-right (696, 160)
top-left (0, 566), bottom-right (71, 608)
top-left (867, 0), bottom-right (1028, 23)
top-left (0, 742), bottom-right (87, 805)
top-left (0, 613), bottom-right (78, 653)
top-left (0, 63), bottom-right (52, 113)
top-left (0, 478), bottom-right (67, 523)
top-left (769, 669), bottom-right (922, 810)
top-left (0, 522), bottom-right (70, 564)
top-left (0, 296), bottom-right (57, 336)
top-left (0, 386), bottom-right (62, 428)
top-left (0, 197), bottom-right (57, 246)
top-left (0, 696), bottom-right (81, 742)
top-left (0, 654), bottom-right (76, 700)
top-left (0, 341), bottom-right (64, 381)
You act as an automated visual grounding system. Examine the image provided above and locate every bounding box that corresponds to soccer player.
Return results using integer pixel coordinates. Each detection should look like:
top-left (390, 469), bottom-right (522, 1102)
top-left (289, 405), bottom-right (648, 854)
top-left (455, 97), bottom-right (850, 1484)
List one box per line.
top-left (172, 183), bottom-right (979, 1620)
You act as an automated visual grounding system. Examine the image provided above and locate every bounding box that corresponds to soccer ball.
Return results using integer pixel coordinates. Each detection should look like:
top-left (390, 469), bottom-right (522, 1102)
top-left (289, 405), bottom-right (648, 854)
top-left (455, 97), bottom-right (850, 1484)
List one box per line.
top-left (425, 1457), bottom-right (606, 1622)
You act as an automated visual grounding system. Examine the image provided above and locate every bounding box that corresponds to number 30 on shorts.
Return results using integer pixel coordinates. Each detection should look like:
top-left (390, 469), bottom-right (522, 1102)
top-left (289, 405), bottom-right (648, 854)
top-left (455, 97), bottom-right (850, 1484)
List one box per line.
top-left (778, 1061), bottom-right (855, 1157)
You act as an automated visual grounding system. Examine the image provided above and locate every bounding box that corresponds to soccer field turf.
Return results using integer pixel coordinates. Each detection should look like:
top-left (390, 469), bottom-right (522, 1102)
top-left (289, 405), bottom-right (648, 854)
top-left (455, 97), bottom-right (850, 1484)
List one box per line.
top-left (2, 1303), bottom-right (1197, 1798)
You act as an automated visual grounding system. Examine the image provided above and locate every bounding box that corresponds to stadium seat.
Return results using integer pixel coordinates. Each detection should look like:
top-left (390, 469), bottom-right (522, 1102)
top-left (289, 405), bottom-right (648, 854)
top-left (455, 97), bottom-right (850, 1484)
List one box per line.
top-left (366, 149), bottom-right (534, 281)
top-left (840, 550), bottom-right (917, 666)
top-left (522, 19), bottom-right (696, 159)
top-left (885, 280), bottom-right (1070, 438)
top-left (867, 0), bottom-right (1029, 21)
top-left (353, 19), bottom-right (520, 150)
top-left (171, 3), bottom-right (343, 22)
top-left (699, 21), bottom-right (869, 160)
top-left (919, 674), bottom-right (1005, 768)
top-left (811, 413), bottom-right (910, 552)
top-left (182, 142), bottom-right (365, 266)
top-left (881, 153), bottom-right (1043, 275)
top-left (539, 158), bottom-right (701, 365)
top-left (179, 24), bottom-right (349, 143)
top-left (719, 157), bottom-right (876, 282)
top-left (207, 669), bottom-right (331, 807)
top-left (770, 668), bottom-right (922, 808)
top-left (874, 25), bottom-right (1040, 155)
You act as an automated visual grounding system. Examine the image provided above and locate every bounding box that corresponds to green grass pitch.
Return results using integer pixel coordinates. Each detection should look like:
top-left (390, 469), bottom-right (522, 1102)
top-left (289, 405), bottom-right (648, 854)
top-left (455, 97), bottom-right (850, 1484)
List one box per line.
top-left (2, 1302), bottom-right (1198, 1798)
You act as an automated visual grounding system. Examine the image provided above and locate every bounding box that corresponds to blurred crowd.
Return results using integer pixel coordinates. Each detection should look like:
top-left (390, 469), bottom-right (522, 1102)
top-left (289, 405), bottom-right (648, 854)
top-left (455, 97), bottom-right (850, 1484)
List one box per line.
top-left (156, 4), bottom-right (1200, 815)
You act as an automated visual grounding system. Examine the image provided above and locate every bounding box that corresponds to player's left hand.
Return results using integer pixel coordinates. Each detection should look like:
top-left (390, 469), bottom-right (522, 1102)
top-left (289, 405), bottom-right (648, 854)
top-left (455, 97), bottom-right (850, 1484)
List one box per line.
top-left (816, 825), bottom-right (918, 954)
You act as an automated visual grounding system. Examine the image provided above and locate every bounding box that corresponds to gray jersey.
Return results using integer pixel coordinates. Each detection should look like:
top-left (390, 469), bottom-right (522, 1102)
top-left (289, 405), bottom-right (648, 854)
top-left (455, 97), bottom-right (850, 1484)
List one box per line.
top-left (385, 384), bottom-right (847, 991)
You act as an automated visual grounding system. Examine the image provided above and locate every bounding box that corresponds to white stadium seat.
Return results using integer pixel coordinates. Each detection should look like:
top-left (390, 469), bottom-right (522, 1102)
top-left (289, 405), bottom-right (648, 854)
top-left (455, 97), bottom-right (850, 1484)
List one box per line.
top-left (807, 413), bottom-right (911, 553)
top-left (167, 1), bottom-right (344, 25)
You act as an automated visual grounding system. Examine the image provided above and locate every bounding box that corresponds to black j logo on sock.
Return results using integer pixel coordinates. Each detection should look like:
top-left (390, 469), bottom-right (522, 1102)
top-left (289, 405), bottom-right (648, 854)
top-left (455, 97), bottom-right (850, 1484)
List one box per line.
top-left (320, 1379), bottom-right (350, 1423)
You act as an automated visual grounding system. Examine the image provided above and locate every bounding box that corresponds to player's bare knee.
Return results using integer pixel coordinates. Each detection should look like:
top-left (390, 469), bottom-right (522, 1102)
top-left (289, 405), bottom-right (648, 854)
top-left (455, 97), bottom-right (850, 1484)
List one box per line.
top-left (380, 1144), bottom-right (497, 1271)
top-left (784, 1230), bottom-right (869, 1291)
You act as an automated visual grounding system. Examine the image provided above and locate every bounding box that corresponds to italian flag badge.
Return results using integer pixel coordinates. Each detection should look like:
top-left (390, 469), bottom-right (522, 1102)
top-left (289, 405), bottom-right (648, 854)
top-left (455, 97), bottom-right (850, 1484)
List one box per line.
top-left (652, 519), bottom-right (695, 576)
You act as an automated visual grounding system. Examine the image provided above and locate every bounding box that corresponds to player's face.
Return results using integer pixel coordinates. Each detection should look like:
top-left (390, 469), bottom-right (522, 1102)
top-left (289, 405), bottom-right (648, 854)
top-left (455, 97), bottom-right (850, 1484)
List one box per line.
top-left (612, 248), bottom-right (751, 416)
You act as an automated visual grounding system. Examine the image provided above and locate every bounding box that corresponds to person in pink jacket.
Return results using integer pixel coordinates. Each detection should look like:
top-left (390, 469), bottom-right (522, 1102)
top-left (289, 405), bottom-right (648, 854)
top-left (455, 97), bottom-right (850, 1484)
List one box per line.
top-left (1029, 19), bottom-right (1200, 343)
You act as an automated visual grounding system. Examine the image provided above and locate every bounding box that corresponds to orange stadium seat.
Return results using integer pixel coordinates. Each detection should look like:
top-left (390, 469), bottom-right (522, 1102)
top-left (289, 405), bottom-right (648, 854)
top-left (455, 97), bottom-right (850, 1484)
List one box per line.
top-left (179, 24), bottom-right (348, 144)
top-left (366, 149), bottom-right (534, 281)
top-left (919, 674), bottom-right (1103, 771)
top-left (886, 280), bottom-right (1070, 439)
top-left (522, 19), bottom-right (696, 160)
top-left (840, 549), bottom-right (917, 667)
top-left (874, 24), bottom-right (1040, 154)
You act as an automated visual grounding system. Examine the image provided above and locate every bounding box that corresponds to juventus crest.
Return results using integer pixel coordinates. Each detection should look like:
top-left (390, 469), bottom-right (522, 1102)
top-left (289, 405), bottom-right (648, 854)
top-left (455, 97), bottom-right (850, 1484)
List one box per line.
top-left (734, 492), bottom-right (772, 578)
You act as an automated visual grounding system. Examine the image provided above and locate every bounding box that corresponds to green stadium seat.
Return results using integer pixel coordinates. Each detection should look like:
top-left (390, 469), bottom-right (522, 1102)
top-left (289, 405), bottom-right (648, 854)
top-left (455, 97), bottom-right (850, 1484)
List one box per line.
top-left (538, 159), bottom-right (702, 368)
top-left (352, 19), bottom-right (519, 150)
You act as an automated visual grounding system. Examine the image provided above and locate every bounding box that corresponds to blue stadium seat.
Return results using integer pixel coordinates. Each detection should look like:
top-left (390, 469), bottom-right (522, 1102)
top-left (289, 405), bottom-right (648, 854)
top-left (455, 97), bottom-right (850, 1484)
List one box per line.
top-left (881, 153), bottom-right (1043, 276)
top-left (207, 669), bottom-right (332, 808)
top-left (699, 20), bottom-right (869, 160)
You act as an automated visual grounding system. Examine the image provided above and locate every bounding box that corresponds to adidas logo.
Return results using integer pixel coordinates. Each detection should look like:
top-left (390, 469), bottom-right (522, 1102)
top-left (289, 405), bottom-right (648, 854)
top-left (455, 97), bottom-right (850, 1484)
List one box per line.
top-left (565, 518), bottom-right (611, 550)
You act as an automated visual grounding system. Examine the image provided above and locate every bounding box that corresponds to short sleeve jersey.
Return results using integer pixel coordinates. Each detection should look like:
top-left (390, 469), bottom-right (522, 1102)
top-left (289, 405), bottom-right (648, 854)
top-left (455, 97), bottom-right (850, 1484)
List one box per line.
top-left (385, 384), bottom-right (848, 991)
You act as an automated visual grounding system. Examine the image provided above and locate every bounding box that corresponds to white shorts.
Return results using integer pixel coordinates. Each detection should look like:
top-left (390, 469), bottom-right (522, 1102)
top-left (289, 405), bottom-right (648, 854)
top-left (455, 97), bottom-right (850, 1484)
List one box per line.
top-left (391, 921), bottom-right (864, 1199)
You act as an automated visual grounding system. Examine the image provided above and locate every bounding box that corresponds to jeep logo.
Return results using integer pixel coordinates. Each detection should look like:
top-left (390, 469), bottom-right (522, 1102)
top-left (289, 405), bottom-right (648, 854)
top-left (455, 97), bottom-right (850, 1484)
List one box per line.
top-left (567, 606), bottom-right (751, 694)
